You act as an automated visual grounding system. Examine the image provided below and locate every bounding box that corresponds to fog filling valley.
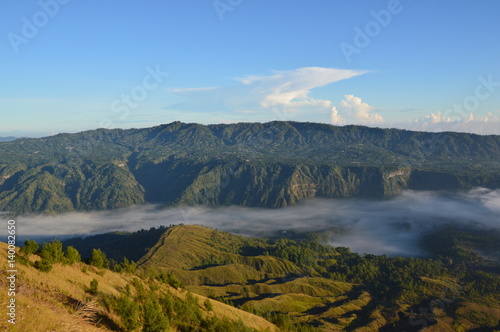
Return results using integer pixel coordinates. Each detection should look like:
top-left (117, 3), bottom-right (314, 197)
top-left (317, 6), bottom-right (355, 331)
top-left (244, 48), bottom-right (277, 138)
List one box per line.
top-left (3, 188), bottom-right (500, 257)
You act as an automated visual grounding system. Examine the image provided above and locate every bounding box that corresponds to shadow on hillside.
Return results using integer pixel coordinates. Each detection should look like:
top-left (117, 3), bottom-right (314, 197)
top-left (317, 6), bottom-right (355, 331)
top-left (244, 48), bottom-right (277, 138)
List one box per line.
top-left (305, 287), bottom-right (364, 316)
top-left (231, 293), bottom-right (282, 307)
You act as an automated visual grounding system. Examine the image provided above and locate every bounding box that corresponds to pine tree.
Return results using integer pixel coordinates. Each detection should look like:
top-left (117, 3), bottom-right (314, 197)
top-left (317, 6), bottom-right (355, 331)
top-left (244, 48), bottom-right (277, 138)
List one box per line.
top-left (89, 248), bottom-right (109, 268)
top-left (115, 295), bottom-right (140, 331)
top-left (40, 240), bottom-right (64, 263)
top-left (89, 279), bottom-right (99, 295)
top-left (142, 299), bottom-right (169, 332)
top-left (20, 239), bottom-right (39, 255)
top-left (65, 246), bottom-right (81, 265)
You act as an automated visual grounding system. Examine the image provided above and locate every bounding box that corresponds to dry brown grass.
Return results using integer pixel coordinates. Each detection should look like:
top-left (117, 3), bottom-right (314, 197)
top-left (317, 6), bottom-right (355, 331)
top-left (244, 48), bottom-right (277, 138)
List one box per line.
top-left (0, 242), bottom-right (277, 331)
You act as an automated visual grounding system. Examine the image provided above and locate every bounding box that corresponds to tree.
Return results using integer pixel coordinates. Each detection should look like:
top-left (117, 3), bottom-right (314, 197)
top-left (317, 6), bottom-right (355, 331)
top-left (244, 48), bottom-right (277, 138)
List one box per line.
top-left (40, 240), bottom-right (64, 263)
top-left (115, 295), bottom-right (140, 331)
top-left (65, 246), bottom-right (81, 265)
top-left (159, 272), bottom-right (183, 289)
top-left (89, 249), bottom-right (109, 268)
top-left (142, 299), bottom-right (169, 332)
top-left (35, 258), bottom-right (53, 272)
top-left (89, 278), bottom-right (99, 295)
top-left (115, 257), bottom-right (137, 274)
top-left (20, 239), bottom-right (39, 255)
top-left (204, 298), bottom-right (213, 311)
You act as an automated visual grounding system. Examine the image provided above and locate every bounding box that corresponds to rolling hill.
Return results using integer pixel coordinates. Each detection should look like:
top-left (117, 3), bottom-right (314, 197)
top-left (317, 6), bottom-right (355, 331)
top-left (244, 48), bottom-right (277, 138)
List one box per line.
top-left (1, 121), bottom-right (500, 215)
top-left (64, 224), bottom-right (500, 331)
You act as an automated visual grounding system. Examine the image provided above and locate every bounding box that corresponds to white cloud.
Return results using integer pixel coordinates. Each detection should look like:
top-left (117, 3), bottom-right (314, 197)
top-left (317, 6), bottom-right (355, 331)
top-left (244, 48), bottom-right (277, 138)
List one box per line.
top-left (403, 111), bottom-right (500, 135)
top-left (169, 67), bottom-right (366, 121)
top-left (330, 95), bottom-right (384, 125)
top-left (168, 68), bottom-right (500, 135)
top-left (328, 96), bottom-right (499, 135)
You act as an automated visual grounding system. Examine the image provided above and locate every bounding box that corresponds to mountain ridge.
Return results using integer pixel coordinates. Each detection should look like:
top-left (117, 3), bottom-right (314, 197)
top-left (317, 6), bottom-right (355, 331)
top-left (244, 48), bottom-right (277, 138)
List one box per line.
top-left (1, 121), bottom-right (499, 214)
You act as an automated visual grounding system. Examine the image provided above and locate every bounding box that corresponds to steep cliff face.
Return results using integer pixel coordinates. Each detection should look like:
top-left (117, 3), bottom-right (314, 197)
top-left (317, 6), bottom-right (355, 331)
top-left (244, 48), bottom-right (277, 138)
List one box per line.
top-left (1, 121), bottom-right (499, 214)
top-left (130, 161), bottom-right (497, 208)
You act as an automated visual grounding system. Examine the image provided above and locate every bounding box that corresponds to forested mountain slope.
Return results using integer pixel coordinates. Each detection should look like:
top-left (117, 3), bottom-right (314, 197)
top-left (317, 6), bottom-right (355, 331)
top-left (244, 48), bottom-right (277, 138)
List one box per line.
top-left (1, 121), bottom-right (499, 214)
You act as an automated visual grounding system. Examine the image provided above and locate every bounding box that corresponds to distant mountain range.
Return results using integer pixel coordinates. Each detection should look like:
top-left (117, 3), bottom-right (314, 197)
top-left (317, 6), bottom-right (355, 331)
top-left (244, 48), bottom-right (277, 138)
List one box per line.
top-left (0, 136), bottom-right (18, 142)
top-left (1, 121), bottom-right (499, 215)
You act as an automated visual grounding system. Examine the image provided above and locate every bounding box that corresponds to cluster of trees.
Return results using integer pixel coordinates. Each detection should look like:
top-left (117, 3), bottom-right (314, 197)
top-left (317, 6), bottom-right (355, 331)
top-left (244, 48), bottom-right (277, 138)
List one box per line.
top-left (264, 232), bottom-right (499, 304)
top-left (20, 239), bottom-right (81, 272)
top-left (100, 276), bottom-right (257, 332)
top-left (19, 239), bottom-right (136, 275)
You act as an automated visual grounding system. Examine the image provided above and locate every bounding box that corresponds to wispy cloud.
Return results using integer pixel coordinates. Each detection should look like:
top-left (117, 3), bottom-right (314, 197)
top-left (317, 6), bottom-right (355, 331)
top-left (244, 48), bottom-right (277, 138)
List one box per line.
top-left (169, 67), bottom-right (366, 121)
top-left (171, 87), bottom-right (218, 93)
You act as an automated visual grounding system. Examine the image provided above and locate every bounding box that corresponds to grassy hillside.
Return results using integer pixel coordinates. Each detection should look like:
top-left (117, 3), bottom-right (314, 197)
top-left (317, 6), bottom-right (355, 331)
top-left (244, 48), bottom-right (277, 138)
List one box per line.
top-left (131, 225), bottom-right (500, 331)
top-left (7, 224), bottom-right (500, 330)
top-left (1, 121), bottom-right (500, 214)
top-left (0, 241), bottom-right (277, 331)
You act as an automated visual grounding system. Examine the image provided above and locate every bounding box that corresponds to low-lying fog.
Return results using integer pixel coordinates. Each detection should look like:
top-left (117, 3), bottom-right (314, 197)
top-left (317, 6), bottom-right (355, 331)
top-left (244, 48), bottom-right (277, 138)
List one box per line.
top-left (2, 188), bottom-right (499, 257)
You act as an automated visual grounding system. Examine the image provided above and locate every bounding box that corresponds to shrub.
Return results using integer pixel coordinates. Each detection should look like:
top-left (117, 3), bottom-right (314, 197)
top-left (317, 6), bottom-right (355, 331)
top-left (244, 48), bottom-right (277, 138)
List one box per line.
top-left (142, 299), bottom-right (169, 332)
top-left (115, 295), bottom-right (140, 331)
top-left (65, 246), bottom-right (81, 265)
top-left (115, 257), bottom-right (137, 274)
top-left (89, 249), bottom-right (109, 269)
top-left (159, 272), bottom-right (183, 289)
top-left (204, 298), bottom-right (213, 311)
top-left (40, 240), bottom-right (64, 264)
top-left (35, 258), bottom-right (53, 272)
top-left (20, 239), bottom-right (39, 255)
top-left (89, 279), bottom-right (99, 295)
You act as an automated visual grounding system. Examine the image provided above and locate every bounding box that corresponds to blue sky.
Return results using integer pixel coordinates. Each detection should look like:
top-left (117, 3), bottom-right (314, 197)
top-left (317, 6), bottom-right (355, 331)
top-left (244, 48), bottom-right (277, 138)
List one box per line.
top-left (1, 0), bottom-right (499, 136)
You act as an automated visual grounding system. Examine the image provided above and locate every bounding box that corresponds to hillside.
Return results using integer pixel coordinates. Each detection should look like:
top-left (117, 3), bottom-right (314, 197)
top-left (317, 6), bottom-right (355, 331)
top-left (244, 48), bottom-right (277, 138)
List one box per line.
top-left (0, 121), bottom-right (500, 214)
top-left (0, 241), bottom-right (277, 332)
top-left (8, 224), bottom-right (500, 331)
top-left (119, 225), bottom-right (499, 331)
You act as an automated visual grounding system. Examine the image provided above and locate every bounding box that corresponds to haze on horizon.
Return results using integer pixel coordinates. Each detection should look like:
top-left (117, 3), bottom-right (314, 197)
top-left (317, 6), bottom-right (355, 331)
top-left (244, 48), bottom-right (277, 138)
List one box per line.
top-left (0, 1), bottom-right (499, 137)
